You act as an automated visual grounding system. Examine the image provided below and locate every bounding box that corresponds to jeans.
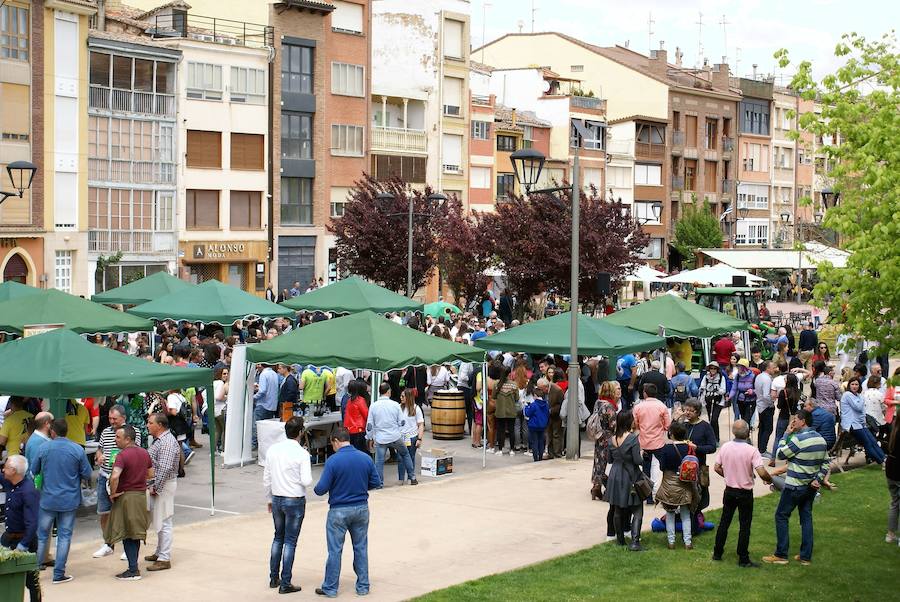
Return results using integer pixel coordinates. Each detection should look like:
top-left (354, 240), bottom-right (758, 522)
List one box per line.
top-left (737, 398), bottom-right (757, 424)
top-left (771, 417), bottom-right (790, 456)
top-left (36, 508), bottom-right (76, 581)
top-left (617, 381), bottom-right (634, 411)
top-left (495, 417), bottom-right (516, 451)
top-left (613, 504), bottom-right (643, 545)
top-left (398, 437), bottom-right (418, 481)
top-left (756, 407), bottom-right (775, 454)
top-left (709, 403), bottom-right (725, 442)
top-left (252, 405), bottom-right (278, 448)
top-left (774, 485), bottom-right (816, 560)
top-left (888, 478), bottom-right (900, 533)
top-left (849, 427), bottom-right (886, 464)
top-left (666, 505), bottom-right (692, 545)
top-left (122, 538), bottom-right (140, 573)
top-left (1, 531), bottom-right (40, 601)
top-left (514, 412), bottom-right (528, 449)
top-left (375, 439), bottom-right (414, 484)
top-left (270, 496), bottom-right (307, 586)
top-left (714, 487), bottom-right (754, 563)
top-left (321, 504), bottom-right (369, 596)
top-left (642, 449), bottom-right (662, 502)
top-left (349, 432), bottom-right (368, 454)
top-left (528, 428), bottom-right (545, 462)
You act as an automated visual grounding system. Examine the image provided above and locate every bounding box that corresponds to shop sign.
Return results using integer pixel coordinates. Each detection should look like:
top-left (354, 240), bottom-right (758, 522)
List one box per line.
top-left (192, 243), bottom-right (247, 260)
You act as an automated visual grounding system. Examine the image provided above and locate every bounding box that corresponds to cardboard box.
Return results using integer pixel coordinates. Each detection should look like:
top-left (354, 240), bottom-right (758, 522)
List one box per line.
top-left (420, 448), bottom-right (454, 477)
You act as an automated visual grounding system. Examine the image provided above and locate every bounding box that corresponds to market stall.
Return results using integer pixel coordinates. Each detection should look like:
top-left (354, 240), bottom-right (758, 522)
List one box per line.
top-left (279, 275), bottom-right (423, 314)
top-left (92, 271), bottom-right (193, 306)
top-left (0, 288), bottom-right (153, 336)
top-left (0, 280), bottom-right (41, 302)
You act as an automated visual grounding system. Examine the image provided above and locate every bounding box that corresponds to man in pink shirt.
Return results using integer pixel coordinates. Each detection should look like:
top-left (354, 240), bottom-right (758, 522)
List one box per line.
top-left (632, 383), bottom-right (670, 503)
top-left (713, 420), bottom-right (773, 567)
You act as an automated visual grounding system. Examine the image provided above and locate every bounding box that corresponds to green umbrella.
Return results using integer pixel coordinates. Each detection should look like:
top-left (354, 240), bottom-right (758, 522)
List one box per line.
top-left (247, 310), bottom-right (485, 370)
top-left (0, 288), bottom-right (153, 335)
top-left (424, 301), bottom-right (462, 318)
top-left (603, 294), bottom-right (749, 339)
top-left (129, 279), bottom-right (293, 325)
top-left (92, 271), bottom-right (192, 306)
top-left (472, 311), bottom-right (665, 357)
top-left (280, 276), bottom-right (422, 314)
top-left (0, 280), bottom-right (42, 302)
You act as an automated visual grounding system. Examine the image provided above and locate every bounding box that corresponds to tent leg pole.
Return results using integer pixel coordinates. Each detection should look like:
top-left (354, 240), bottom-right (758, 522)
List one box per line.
top-left (207, 376), bottom-right (216, 516)
top-left (481, 363), bottom-right (487, 469)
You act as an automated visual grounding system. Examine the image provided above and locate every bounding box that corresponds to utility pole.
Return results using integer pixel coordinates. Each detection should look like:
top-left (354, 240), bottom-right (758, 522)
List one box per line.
top-left (531, 0), bottom-right (537, 33)
top-left (719, 14), bottom-right (730, 64)
top-left (647, 11), bottom-right (655, 54)
top-left (696, 11), bottom-right (704, 67)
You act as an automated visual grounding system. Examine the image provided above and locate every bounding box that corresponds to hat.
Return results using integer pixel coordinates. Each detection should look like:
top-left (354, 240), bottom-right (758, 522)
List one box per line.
top-left (738, 358), bottom-right (750, 368)
top-left (706, 361), bottom-right (720, 369)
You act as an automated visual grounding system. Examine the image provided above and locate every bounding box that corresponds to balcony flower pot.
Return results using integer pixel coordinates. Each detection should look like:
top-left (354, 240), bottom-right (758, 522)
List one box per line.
top-left (0, 548), bottom-right (38, 600)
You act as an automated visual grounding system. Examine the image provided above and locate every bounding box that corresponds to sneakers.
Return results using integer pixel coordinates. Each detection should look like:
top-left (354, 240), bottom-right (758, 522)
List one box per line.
top-left (184, 449), bottom-right (196, 465)
top-left (508, 450), bottom-right (515, 456)
top-left (52, 575), bottom-right (74, 584)
top-left (144, 553), bottom-right (159, 562)
top-left (146, 561), bottom-right (171, 571)
top-left (494, 449), bottom-right (503, 455)
top-left (115, 570), bottom-right (142, 581)
top-left (93, 544), bottom-right (114, 558)
top-left (793, 554), bottom-right (811, 566)
top-left (279, 584), bottom-right (302, 594)
top-left (409, 479), bottom-right (419, 486)
top-left (739, 561), bottom-right (761, 568)
top-left (886, 533), bottom-right (898, 544)
top-left (761, 555), bottom-right (789, 565)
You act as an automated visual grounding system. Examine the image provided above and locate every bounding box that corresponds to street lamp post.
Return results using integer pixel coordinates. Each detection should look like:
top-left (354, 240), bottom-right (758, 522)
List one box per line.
top-left (510, 147), bottom-right (583, 460)
top-left (732, 204), bottom-right (749, 247)
top-left (0, 161), bottom-right (37, 206)
top-left (375, 190), bottom-right (447, 298)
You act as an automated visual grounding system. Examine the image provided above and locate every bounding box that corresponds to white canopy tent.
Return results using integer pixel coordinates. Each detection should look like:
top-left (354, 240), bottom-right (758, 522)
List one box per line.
top-left (697, 243), bottom-right (850, 270)
top-left (661, 264), bottom-right (767, 286)
top-left (624, 265), bottom-right (668, 282)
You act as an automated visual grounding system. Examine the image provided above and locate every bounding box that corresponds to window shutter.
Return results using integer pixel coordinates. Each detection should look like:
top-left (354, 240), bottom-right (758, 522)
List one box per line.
top-left (331, 1), bottom-right (363, 33)
top-left (231, 133), bottom-right (264, 170)
top-left (444, 19), bottom-right (463, 58)
top-left (187, 130), bottom-right (222, 168)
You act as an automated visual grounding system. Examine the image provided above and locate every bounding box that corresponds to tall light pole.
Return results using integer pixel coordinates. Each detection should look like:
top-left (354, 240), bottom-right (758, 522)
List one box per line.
top-left (510, 147), bottom-right (584, 460)
top-left (376, 190), bottom-right (447, 298)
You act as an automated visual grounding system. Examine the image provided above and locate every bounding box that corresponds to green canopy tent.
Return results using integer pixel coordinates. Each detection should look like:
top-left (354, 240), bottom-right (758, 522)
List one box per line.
top-left (129, 279), bottom-right (293, 332)
top-left (0, 328), bottom-right (218, 512)
top-left (0, 288), bottom-right (153, 336)
top-left (424, 301), bottom-right (462, 318)
top-left (602, 294), bottom-right (749, 338)
top-left (280, 276), bottom-right (422, 315)
top-left (92, 271), bottom-right (192, 306)
top-left (0, 280), bottom-right (42, 302)
top-left (247, 310), bottom-right (485, 369)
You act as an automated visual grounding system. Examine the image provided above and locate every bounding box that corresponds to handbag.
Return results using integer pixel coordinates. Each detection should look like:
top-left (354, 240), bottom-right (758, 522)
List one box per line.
top-left (632, 473), bottom-right (653, 499)
top-left (700, 464), bottom-right (711, 488)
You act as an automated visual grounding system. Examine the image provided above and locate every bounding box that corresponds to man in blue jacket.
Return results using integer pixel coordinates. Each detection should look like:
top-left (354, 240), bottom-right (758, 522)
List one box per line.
top-left (1, 454), bottom-right (40, 600)
top-left (33, 419), bottom-right (92, 584)
top-left (314, 427), bottom-right (381, 598)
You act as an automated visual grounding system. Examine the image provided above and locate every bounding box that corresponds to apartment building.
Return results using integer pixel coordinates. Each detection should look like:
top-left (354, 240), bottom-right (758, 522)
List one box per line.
top-left (371, 0), bottom-right (471, 203)
top-left (771, 86), bottom-right (800, 247)
top-left (1, 0), bottom-right (95, 294)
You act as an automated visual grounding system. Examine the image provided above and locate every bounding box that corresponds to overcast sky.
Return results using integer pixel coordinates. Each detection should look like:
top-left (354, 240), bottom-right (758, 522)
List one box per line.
top-left (470, 0), bottom-right (898, 84)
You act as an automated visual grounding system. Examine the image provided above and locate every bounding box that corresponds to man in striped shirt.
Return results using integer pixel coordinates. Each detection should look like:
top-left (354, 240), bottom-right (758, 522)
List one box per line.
top-left (92, 404), bottom-right (140, 559)
top-left (763, 409), bottom-right (829, 566)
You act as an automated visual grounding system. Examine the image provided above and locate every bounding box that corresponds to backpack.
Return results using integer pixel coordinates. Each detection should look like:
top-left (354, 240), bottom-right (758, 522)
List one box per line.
top-left (673, 381), bottom-right (689, 404)
top-left (586, 408), bottom-right (606, 442)
top-left (677, 443), bottom-right (700, 483)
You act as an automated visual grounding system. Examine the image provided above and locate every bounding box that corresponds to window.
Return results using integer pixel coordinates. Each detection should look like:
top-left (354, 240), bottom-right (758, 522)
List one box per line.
top-left (634, 163), bottom-right (661, 186)
top-left (371, 155), bottom-right (426, 183)
top-left (443, 19), bottom-right (463, 58)
top-left (570, 118), bottom-right (605, 150)
top-left (0, 83), bottom-right (29, 136)
top-left (496, 173), bottom-right (515, 201)
top-left (496, 135), bottom-right (516, 152)
top-left (186, 189), bottom-right (220, 229)
top-left (230, 191), bottom-right (261, 229)
top-left (776, 146), bottom-right (792, 169)
top-left (735, 219), bottom-right (769, 246)
top-left (522, 125), bottom-right (534, 149)
top-left (282, 113), bottom-right (312, 160)
top-left (633, 202), bottom-right (662, 225)
top-left (607, 166), bottom-right (631, 189)
top-left (704, 160), bottom-right (717, 192)
top-left (331, 62), bottom-right (365, 97)
top-left (705, 119), bottom-right (718, 150)
top-left (1, 4), bottom-right (29, 61)
top-left (53, 250), bottom-right (72, 292)
top-left (282, 44), bottom-right (313, 94)
top-left (442, 134), bottom-right (463, 173)
top-left (187, 62), bottom-right (223, 100)
top-left (741, 99), bottom-right (770, 135)
top-left (639, 238), bottom-right (663, 260)
top-left (471, 120), bottom-right (490, 140)
top-left (443, 76), bottom-right (462, 116)
top-left (281, 177), bottom-right (313, 225)
top-left (231, 133), bottom-right (264, 170)
top-left (737, 183), bottom-right (769, 210)
top-left (536, 167), bottom-right (565, 190)
top-left (582, 167), bottom-right (602, 192)
top-left (230, 66), bottom-right (265, 104)
top-left (331, 124), bottom-right (364, 156)
top-left (330, 187), bottom-right (350, 218)
top-left (684, 159), bottom-right (697, 190)
top-left (186, 130), bottom-right (222, 168)
top-left (742, 143), bottom-right (768, 172)
top-left (685, 115), bottom-right (698, 146)
top-left (636, 123), bottom-right (665, 145)
top-left (470, 166), bottom-right (491, 189)
top-left (570, 65), bottom-right (584, 72)
top-left (155, 192), bottom-right (174, 231)
top-left (332, 0), bottom-right (363, 34)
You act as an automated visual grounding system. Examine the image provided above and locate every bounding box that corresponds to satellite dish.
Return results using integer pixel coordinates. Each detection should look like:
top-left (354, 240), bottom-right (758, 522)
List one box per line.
top-left (541, 79), bottom-right (551, 93)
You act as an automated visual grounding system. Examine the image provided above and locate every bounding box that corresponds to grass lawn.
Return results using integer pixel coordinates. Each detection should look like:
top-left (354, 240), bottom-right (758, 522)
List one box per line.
top-left (416, 466), bottom-right (896, 602)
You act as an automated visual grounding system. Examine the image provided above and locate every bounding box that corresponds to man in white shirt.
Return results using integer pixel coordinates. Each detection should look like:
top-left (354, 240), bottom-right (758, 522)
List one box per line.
top-left (862, 363), bottom-right (888, 394)
top-left (263, 417), bottom-right (313, 595)
top-left (365, 383), bottom-right (414, 485)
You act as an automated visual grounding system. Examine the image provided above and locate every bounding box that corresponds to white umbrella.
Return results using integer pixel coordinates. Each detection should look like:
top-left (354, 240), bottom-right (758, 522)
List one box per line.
top-left (661, 264), bottom-right (767, 286)
top-left (624, 265), bottom-right (667, 282)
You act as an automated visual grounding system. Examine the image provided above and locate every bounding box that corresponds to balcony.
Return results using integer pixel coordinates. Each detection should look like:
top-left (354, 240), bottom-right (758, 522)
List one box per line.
top-left (722, 179), bottom-right (735, 196)
top-left (671, 176), bottom-right (685, 191)
top-left (671, 130), bottom-right (684, 156)
top-left (89, 159), bottom-right (175, 185)
top-left (89, 85), bottom-right (176, 117)
top-left (442, 164), bottom-right (463, 175)
top-left (370, 126), bottom-right (427, 154)
top-left (722, 136), bottom-right (735, 159)
top-left (147, 13), bottom-right (274, 49)
top-left (635, 142), bottom-right (665, 159)
top-left (606, 139), bottom-right (634, 159)
top-left (570, 95), bottom-right (603, 110)
top-left (89, 230), bottom-right (176, 254)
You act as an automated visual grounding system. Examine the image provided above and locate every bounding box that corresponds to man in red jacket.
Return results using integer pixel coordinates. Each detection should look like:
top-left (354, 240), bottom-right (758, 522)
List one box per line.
top-left (714, 334), bottom-right (737, 370)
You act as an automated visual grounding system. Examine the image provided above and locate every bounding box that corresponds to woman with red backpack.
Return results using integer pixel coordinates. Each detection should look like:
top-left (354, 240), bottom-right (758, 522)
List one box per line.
top-left (655, 421), bottom-right (700, 550)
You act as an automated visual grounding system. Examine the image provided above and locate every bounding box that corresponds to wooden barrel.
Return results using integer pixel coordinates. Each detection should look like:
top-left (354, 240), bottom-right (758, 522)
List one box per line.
top-left (431, 389), bottom-right (466, 440)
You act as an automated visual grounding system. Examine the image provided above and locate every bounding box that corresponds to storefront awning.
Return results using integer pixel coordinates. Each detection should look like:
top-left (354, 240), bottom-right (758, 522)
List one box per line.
top-left (698, 243), bottom-right (849, 270)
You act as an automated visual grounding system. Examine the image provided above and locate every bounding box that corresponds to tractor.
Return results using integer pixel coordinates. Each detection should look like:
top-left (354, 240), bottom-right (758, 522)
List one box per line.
top-left (695, 287), bottom-right (777, 359)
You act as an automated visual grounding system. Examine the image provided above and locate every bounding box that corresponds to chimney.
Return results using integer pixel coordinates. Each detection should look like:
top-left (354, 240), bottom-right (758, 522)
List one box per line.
top-left (650, 41), bottom-right (668, 77)
top-left (97, 0), bottom-right (106, 31)
top-left (511, 108), bottom-right (517, 127)
top-left (712, 63), bottom-right (731, 91)
top-left (752, 64), bottom-right (758, 79)
top-left (675, 46), bottom-right (683, 67)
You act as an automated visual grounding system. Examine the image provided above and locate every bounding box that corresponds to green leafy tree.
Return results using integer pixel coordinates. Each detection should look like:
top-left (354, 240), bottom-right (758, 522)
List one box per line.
top-left (671, 199), bottom-right (722, 268)
top-left (776, 32), bottom-right (899, 357)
